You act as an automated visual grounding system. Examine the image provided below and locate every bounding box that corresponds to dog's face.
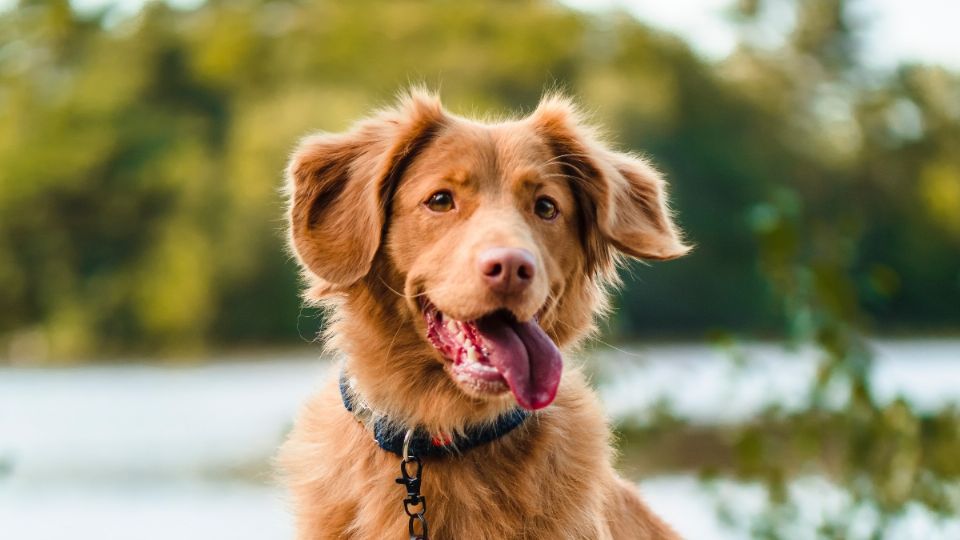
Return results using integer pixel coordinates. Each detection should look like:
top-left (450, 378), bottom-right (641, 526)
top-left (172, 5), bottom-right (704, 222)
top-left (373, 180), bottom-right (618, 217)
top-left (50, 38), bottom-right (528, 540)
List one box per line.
top-left (387, 121), bottom-right (585, 409)
top-left (286, 91), bottom-right (688, 412)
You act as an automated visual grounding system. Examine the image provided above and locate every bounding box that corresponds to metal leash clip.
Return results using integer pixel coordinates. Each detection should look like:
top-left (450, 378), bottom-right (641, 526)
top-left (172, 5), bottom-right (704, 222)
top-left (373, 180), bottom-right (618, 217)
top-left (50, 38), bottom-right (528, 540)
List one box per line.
top-left (396, 428), bottom-right (428, 540)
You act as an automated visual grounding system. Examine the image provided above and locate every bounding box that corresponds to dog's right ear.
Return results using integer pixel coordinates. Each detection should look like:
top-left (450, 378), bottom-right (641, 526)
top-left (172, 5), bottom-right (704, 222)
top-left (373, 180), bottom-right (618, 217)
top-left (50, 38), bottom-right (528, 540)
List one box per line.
top-left (529, 95), bottom-right (690, 278)
top-left (285, 91), bottom-right (446, 292)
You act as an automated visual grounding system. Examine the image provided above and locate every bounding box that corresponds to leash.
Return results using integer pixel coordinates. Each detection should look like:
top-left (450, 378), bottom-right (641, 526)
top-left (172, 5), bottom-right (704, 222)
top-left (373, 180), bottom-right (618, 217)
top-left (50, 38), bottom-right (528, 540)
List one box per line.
top-left (396, 429), bottom-right (428, 540)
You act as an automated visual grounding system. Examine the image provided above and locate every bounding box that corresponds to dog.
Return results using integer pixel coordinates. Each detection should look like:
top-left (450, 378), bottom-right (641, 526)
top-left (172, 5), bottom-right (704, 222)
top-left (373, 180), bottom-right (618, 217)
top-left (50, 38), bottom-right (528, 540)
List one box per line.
top-left (279, 89), bottom-right (689, 539)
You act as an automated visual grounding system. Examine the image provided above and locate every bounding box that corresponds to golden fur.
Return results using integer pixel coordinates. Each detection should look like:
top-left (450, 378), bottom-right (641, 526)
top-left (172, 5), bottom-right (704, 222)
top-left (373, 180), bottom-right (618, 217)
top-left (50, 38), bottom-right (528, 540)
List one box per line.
top-left (279, 89), bottom-right (689, 539)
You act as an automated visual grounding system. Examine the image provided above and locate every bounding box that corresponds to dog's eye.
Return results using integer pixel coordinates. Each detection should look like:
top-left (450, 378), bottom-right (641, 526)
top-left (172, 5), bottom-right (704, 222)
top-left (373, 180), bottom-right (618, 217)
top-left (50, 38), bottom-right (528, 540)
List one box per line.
top-left (534, 196), bottom-right (559, 220)
top-left (425, 190), bottom-right (455, 213)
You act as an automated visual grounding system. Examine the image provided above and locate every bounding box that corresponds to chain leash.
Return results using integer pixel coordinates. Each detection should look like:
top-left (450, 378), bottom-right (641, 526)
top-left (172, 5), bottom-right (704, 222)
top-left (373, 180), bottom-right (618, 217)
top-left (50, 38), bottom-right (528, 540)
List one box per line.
top-left (395, 429), bottom-right (428, 540)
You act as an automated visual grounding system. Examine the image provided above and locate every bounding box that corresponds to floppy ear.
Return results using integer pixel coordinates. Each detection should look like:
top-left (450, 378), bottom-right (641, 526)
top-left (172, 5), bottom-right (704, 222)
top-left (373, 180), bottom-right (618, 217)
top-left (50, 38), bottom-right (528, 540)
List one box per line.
top-left (286, 91), bottom-right (446, 289)
top-left (529, 96), bottom-right (690, 270)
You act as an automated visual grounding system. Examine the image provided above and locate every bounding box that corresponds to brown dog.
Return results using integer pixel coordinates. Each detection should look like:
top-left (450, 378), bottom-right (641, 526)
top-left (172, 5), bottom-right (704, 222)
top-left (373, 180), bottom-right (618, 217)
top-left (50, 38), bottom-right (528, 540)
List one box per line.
top-left (279, 89), bottom-right (689, 539)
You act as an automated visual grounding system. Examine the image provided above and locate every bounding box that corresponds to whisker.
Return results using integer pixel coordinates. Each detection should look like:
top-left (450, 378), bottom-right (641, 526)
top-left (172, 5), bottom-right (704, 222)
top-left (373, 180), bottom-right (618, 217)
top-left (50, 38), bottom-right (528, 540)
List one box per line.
top-left (550, 314), bottom-right (650, 360)
top-left (383, 320), bottom-right (406, 363)
top-left (540, 172), bottom-right (592, 185)
top-left (377, 277), bottom-right (411, 299)
top-left (543, 152), bottom-right (592, 166)
top-left (546, 160), bottom-right (590, 181)
top-left (376, 276), bottom-right (458, 302)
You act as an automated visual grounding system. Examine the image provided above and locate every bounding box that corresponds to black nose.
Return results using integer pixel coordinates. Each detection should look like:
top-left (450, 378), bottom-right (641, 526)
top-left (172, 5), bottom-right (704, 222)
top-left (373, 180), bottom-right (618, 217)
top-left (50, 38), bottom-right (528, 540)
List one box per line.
top-left (477, 247), bottom-right (536, 295)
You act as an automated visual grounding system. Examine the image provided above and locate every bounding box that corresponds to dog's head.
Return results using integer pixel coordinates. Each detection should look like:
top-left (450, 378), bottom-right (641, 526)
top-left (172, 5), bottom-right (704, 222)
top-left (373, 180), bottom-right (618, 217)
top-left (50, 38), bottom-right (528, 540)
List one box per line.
top-left (286, 90), bottom-right (688, 413)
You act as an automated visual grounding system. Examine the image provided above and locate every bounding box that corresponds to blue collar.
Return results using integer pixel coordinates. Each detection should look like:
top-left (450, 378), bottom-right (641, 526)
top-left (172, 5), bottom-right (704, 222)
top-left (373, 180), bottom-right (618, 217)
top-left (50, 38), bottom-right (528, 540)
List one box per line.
top-left (339, 371), bottom-right (531, 458)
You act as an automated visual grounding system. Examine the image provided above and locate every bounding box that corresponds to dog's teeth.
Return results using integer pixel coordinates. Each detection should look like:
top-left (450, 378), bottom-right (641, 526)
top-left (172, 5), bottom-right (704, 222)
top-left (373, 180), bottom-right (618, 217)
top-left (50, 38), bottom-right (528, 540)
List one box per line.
top-left (466, 347), bottom-right (478, 363)
top-left (445, 320), bottom-right (456, 332)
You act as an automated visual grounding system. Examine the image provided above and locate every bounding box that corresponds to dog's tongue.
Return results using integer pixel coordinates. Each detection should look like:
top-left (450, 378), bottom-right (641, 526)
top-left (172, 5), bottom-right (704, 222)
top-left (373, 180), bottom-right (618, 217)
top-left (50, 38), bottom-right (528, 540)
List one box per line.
top-left (475, 313), bottom-right (562, 410)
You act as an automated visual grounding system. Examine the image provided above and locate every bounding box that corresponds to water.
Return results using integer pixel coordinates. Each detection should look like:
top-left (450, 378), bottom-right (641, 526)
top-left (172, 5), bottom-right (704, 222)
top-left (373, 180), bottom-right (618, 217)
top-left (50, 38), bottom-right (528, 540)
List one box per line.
top-left (2, 340), bottom-right (958, 539)
top-left (597, 340), bottom-right (960, 423)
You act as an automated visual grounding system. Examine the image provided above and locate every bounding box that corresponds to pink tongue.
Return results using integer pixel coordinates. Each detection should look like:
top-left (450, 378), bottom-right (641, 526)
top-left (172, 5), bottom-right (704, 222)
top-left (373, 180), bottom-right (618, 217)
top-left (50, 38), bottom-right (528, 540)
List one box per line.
top-left (475, 313), bottom-right (562, 410)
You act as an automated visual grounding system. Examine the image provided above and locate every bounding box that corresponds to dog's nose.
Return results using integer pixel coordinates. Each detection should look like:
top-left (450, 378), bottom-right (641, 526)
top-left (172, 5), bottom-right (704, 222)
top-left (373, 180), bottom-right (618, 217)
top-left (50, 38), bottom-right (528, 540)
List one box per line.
top-left (478, 248), bottom-right (536, 295)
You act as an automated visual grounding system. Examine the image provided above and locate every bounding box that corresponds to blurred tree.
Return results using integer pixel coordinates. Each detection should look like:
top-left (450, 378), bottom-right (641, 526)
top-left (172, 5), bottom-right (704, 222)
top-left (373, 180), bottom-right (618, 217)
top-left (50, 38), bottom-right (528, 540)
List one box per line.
top-left (0, 0), bottom-right (956, 362)
top-left (701, 0), bottom-right (960, 536)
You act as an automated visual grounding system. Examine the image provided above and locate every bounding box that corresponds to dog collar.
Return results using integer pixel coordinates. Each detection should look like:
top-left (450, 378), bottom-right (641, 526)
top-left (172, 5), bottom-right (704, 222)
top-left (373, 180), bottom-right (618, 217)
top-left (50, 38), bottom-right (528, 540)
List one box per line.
top-left (338, 371), bottom-right (530, 458)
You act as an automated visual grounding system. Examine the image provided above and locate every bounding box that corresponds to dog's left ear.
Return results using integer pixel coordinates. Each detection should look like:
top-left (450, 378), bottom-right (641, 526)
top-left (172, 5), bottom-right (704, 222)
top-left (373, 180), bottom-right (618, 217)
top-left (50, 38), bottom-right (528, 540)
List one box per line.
top-left (529, 96), bottom-right (691, 271)
top-left (286, 90), bottom-right (446, 293)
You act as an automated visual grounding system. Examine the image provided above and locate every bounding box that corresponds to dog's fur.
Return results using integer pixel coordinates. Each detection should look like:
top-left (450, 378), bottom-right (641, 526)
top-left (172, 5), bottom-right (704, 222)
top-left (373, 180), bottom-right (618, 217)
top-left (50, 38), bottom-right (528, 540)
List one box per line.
top-left (279, 89), bottom-right (689, 539)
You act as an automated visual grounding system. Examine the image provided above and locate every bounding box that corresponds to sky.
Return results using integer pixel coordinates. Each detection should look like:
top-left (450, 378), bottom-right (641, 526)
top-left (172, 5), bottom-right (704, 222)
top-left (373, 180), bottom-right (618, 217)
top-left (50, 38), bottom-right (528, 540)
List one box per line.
top-left (2, 0), bottom-right (959, 71)
top-left (562, 0), bottom-right (960, 69)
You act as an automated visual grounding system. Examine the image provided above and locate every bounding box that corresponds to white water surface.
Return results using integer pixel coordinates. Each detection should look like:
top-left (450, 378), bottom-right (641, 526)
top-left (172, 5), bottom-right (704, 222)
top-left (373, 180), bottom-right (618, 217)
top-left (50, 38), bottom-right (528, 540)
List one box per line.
top-left (2, 340), bottom-right (958, 538)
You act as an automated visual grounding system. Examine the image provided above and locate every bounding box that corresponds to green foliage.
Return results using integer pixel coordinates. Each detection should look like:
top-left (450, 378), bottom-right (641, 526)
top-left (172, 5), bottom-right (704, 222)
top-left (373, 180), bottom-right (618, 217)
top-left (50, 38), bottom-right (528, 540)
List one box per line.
top-left (1, 0), bottom-right (957, 360)
top-left (721, 1), bottom-right (960, 535)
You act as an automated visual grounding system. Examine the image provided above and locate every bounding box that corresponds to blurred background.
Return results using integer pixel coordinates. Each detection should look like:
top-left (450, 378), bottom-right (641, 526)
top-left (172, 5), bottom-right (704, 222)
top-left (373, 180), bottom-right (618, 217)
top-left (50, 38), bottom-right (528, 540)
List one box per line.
top-left (1, 0), bottom-right (959, 538)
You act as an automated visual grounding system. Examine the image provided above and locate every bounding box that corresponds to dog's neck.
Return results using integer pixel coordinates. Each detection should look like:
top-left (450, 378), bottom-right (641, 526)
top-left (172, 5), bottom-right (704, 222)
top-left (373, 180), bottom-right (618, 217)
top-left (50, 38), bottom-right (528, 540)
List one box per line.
top-left (338, 370), bottom-right (530, 457)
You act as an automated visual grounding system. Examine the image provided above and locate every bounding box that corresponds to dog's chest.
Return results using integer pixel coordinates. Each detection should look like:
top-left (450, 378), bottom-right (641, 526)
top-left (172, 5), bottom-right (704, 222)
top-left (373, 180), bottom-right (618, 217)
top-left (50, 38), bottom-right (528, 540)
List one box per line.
top-left (327, 438), bottom-right (611, 539)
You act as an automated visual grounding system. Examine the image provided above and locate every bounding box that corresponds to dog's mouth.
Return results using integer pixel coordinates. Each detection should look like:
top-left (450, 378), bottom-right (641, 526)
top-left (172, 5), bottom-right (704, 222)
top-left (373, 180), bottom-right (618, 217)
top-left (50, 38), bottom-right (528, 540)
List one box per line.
top-left (422, 300), bottom-right (562, 410)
